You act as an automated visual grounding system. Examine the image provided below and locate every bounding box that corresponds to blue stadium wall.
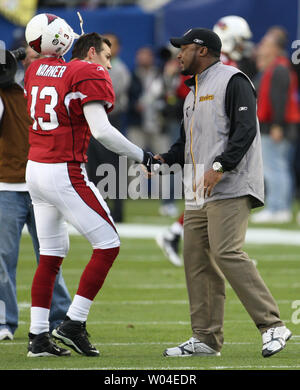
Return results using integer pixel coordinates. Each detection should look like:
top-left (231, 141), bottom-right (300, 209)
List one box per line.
top-left (0, 0), bottom-right (299, 70)
top-left (157, 0), bottom-right (299, 49)
top-left (0, 5), bottom-right (155, 70)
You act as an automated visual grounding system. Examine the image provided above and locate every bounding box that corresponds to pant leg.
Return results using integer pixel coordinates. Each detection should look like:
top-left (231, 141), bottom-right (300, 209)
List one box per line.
top-left (26, 160), bottom-right (120, 333)
top-left (25, 193), bottom-right (71, 330)
top-left (261, 135), bottom-right (293, 212)
top-left (261, 135), bottom-right (277, 211)
top-left (0, 192), bottom-right (27, 334)
top-left (183, 208), bottom-right (226, 352)
top-left (275, 139), bottom-right (295, 211)
top-left (207, 196), bottom-right (283, 333)
top-left (27, 194), bottom-right (71, 333)
top-left (26, 160), bottom-right (119, 252)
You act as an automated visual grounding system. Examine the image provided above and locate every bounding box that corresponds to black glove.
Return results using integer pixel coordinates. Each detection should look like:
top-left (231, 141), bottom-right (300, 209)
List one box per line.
top-left (142, 150), bottom-right (161, 173)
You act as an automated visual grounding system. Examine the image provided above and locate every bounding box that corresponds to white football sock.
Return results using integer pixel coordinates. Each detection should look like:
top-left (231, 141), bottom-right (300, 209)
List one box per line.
top-left (30, 307), bottom-right (50, 334)
top-left (67, 294), bottom-right (92, 322)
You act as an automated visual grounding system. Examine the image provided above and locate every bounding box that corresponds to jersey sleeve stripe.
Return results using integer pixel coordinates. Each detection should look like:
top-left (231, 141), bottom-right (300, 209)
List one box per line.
top-left (64, 91), bottom-right (88, 114)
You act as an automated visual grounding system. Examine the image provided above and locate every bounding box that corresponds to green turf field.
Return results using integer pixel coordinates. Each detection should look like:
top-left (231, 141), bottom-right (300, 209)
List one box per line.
top-left (0, 200), bottom-right (299, 371)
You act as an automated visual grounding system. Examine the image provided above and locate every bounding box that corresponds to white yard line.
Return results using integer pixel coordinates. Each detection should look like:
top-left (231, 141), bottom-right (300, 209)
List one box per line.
top-left (22, 223), bottom-right (300, 245)
top-left (74, 319), bottom-right (293, 325)
top-left (15, 281), bottom-right (300, 290)
top-left (3, 339), bottom-right (300, 347)
top-left (17, 298), bottom-right (295, 309)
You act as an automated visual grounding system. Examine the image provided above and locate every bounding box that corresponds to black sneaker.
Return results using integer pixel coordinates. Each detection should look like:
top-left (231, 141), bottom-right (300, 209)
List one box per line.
top-left (52, 317), bottom-right (99, 357)
top-left (27, 332), bottom-right (71, 357)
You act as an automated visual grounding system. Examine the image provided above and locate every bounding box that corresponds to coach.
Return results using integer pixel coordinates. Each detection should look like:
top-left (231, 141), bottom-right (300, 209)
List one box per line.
top-left (156, 28), bottom-right (291, 358)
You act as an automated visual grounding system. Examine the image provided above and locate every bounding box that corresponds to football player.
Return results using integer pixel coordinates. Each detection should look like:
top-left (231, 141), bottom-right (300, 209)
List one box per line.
top-left (24, 13), bottom-right (158, 357)
top-left (213, 15), bottom-right (257, 78)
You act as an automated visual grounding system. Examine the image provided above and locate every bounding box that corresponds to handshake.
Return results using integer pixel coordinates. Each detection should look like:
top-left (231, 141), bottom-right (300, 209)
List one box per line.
top-left (141, 150), bottom-right (163, 174)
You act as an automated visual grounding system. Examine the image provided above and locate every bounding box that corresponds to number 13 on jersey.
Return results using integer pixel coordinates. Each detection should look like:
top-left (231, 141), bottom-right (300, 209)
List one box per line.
top-left (30, 86), bottom-right (59, 131)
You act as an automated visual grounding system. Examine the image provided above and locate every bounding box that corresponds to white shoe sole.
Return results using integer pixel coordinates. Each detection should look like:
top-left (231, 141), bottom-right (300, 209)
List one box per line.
top-left (164, 351), bottom-right (221, 357)
top-left (27, 351), bottom-right (60, 357)
top-left (262, 329), bottom-right (292, 358)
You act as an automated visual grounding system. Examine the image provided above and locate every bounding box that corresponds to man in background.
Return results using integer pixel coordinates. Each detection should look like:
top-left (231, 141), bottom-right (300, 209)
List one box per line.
top-left (251, 27), bottom-right (300, 223)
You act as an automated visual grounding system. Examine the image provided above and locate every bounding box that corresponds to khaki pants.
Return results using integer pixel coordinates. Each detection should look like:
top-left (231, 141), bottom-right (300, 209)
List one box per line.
top-left (183, 196), bottom-right (283, 352)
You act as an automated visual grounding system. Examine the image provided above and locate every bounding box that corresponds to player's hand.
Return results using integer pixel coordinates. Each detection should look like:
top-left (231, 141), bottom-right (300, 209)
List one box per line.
top-left (154, 154), bottom-right (165, 163)
top-left (142, 150), bottom-right (161, 174)
top-left (202, 168), bottom-right (223, 198)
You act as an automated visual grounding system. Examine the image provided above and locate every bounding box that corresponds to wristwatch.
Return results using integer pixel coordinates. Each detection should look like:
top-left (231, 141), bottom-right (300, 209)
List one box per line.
top-left (212, 162), bottom-right (224, 173)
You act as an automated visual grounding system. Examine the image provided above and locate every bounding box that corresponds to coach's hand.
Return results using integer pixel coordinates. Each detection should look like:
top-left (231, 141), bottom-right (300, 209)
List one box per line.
top-left (202, 168), bottom-right (223, 198)
top-left (142, 150), bottom-right (161, 174)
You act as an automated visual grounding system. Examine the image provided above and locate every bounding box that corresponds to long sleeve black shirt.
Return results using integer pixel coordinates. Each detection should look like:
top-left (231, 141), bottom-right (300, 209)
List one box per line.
top-left (161, 73), bottom-right (258, 172)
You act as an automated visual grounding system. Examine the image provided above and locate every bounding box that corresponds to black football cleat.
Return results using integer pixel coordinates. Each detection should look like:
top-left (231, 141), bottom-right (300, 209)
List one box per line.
top-left (52, 316), bottom-right (99, 357)
top-left (27, 332), bottom-right (71, 357)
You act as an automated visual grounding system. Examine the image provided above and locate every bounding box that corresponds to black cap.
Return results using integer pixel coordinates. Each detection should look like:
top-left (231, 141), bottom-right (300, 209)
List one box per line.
top-left (170, 28), bottom-right (222, 53)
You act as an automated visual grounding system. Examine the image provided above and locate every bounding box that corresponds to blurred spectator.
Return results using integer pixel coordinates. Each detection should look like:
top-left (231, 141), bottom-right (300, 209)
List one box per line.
top-left (0, 46), bottom-right (71, 341)
top-left (162, 53), bottom-right (189, 145)
top-left (22, 45), bottom-right (40, 73)
top-left (127, 46), bottom-right (165, 151)
top-left (86, 33), bottom-right (131, 222)
top-left (251, 27), bottom-right (300, 223)
top-left (213, 15), bottom-right (257, 79)
top-left (103, 33), bottom-right (131, 133)
top-left (158, 52), bottom-right (190, 217)
top-left (127, 47), bottom-right (173, 211)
